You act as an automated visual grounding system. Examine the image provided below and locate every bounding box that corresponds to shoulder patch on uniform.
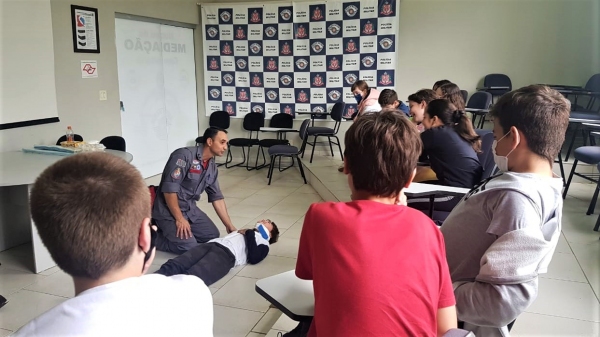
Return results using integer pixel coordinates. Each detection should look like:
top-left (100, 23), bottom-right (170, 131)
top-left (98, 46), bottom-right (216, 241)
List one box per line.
top-left (171, 167), bottom-right (182, 180)
top-left (175, 159), bottom-right (187, 167)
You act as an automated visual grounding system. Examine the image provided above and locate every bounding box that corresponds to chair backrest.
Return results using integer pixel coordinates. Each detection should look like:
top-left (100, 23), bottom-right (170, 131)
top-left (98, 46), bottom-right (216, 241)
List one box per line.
top-left (100, 136), bottom-right (126, 151)
top-left (484, 74), bottom-right (512, 96)
top-left (467, 91), bottom-right (493, 110)
top-left (243, 112), bottom-right (265, 131)
top-left (585, 73), bottom-right (600, 92)
top-left (209, 110), bottom-right (231, 129)
top-left (460, 90), bottom-right (468, 103)
top-left (56, 134), bottom-right (84, 145)
top-left (298, 119), bottom-right (310, 153)
top-left (270, 113), bottom-right (294, 128)
top-left (475, 130), bottom-right (496, 179)
top-left (330, 102), bottom-right (345, 122)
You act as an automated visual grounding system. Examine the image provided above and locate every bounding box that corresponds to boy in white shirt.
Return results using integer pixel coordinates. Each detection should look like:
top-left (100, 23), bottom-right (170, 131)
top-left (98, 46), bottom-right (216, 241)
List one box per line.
top-left (15, 152), bottom-right (213, 337)
top-left (156, 219), bottom-right (279, 286)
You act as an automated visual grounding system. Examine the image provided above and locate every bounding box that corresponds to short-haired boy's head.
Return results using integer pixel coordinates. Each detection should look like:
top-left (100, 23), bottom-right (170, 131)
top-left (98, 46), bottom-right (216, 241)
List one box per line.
top-left (378, 89), bottom-right (399, 107)
top-left (344, 111), bottom-right (422, 197)
top-left (490, 85), bottom-right (570, 164)
top-left (269, 222), bottom-right (280, 245)
top-left (30, 152), bottom-right (150, 279)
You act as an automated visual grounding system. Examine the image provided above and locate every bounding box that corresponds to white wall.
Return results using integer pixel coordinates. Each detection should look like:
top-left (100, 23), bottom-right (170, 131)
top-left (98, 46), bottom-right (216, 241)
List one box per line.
top-left (1, 0), bottom-right (598, 153)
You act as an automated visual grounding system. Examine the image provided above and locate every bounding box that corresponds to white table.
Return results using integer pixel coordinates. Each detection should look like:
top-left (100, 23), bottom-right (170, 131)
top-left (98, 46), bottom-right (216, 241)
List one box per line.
top-left (255, 270), bottom-right (314, 321)
top-left (405, 183), bottom-right (471, 218)
top-left (0, 149), bottom-right (133, 273)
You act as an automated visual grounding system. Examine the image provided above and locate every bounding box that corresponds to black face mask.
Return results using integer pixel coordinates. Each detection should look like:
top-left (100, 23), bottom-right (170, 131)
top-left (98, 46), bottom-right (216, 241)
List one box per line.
top-left (141, 223), bottom-right (157, 271)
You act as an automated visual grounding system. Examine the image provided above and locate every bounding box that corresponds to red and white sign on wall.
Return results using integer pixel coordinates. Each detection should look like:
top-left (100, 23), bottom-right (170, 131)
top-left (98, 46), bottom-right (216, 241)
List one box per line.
top-left (81, 60), bottom-right (98, 78)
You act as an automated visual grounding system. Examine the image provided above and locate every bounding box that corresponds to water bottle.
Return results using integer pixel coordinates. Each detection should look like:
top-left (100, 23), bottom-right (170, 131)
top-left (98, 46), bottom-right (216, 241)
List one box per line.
top-left (66, 126), bottom-right (74, 142)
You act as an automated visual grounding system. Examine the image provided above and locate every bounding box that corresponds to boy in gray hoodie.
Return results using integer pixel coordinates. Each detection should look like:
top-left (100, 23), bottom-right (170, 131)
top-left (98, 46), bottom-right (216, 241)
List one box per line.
top-left (440, 85), bottom-right (570, 337)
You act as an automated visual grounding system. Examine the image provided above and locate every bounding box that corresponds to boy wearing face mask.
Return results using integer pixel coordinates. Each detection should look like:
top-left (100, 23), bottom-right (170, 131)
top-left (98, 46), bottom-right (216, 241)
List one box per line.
top-left (156, 220), bottom-right (279, 286)
top-left (440, 85), bottom-right (570, 337)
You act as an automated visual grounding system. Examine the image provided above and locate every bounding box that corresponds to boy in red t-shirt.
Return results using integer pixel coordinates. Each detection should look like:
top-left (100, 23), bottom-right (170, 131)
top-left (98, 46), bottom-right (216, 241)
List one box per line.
top-left (296, 111), bottom-right (457, 337)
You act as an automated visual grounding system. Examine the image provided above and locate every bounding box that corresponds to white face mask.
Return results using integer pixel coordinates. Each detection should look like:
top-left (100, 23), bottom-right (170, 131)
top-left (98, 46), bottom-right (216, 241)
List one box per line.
top-left (492, 132), bottom-right (516, 172)
top-left (255, 223), bottom-right (270, 240)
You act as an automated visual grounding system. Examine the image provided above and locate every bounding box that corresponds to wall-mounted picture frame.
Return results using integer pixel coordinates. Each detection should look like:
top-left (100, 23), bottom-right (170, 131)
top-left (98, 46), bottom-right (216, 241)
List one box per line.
top-left (71, 5), bottom-right (100, 53)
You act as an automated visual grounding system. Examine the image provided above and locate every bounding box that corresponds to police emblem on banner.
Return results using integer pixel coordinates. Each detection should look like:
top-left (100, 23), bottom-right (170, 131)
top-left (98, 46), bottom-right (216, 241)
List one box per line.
top-left (294, 58), bottom-right (309, 72)
top-left (222, 73), bottom-right (235, 86)
top-left (279, 41), bottom-right (293, 56)
top-left (250, 42), bottom-right (262, 55)
top-left (251, 73), bottom-right (263, 87)
top-left (343, 2), bottom-right (360, 20)
top-left (344, 38), bottom-right (359, 53)
top-left (279, 7), bottom-right (292, 22)
top-left (223, 102), bottom-right (236, 116)
top-left (265, 57), bottom-right (278, 71)
top-left (264, 26), bottom-right (278, 39)
top-left (208, 87), bottom-right (221, 100)
top-left (361, 56), bottom-right (376, 69)
top-left (327, 56), bottom-right (341, 70)
top-left (220, 41), bottom-right (233, 55)
top-left (218, 9), bottom-right (232, 24)
top-left (311, 41), bottom-right (325, 54)
top-left (236, 88), bottom-right (250, 101)
top-left (251, 104), bottom-right (265, 114)
top-left (327, 23), bottom-right (342, 37)
top-left (280, 74), bottom-right (293, 87)
top-left (266, 90), bottom-right (279, 102)
top-left (328, 89), bottom-right (342, 102)
top-left (235, 58), bottom-right (248, 70)
top-left (311, 73), bottom-right (325, 87)
top-left (361, 19), bottom-right (376, 35)
top-left (379, 0), bottom-right (395, 16)
top-left (234, 26), bottom-right (247, 40)
top-left (249, 8), bottom-right (262, 23)
top-left (344, 72), bottom-right (359, 86)
top-left (295, 24), bottom-right (308, 39)
top-left (206, 26), bottom-right (219, 40)
top-left (378, 36), bottom-right (395, 52)
top-left (309, 4), bottom-right (325, 21)
top-left (377, 70), bottom-right (394, 86)
top-left (207, 57), bottom-right (220, 70)
top-left (296, 89), bottom-right (309, 103)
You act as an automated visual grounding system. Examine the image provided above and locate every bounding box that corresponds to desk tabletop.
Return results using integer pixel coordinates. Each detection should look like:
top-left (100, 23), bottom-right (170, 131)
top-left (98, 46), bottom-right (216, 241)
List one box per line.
top-left (569, 117), bottom-right (600, 123)
top-left (0, 149), bottom-right (133, 186)
top-left (260, 127), bottom-right (298, 132)
top-left (255, 270), bottom-right (314, 321)
top-left (465, 108), bottom-right (489, 113)
top-left (404, 183), bottom-right (471, 197)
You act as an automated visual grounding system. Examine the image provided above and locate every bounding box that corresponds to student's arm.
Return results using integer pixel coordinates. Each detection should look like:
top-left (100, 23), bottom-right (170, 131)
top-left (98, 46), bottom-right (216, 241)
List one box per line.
top-left (453, 192), bottom-right (547, 327)
top-left (207, 172), bottom-right (236, 233)
top-left (243, 230), bottom-right (269, 264)
top-left (437, 306), bottom-right (457, 337)
top-left (295, 205), bottom-right (315, 280)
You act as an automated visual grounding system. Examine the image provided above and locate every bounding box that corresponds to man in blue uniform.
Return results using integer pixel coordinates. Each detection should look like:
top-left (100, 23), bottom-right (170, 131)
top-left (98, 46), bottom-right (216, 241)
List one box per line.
top-left (153, 127), bottom-right (236, 254)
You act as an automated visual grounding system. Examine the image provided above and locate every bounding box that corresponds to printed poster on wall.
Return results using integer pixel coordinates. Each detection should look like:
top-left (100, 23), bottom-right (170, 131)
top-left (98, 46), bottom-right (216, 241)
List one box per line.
top-left (202, 0), bottom-right (398, 119)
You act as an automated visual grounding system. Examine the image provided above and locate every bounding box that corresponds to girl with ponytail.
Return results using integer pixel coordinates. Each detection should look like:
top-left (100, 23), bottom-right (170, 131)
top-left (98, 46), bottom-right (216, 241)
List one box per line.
top-left (409, 99), bottom-right (483, 223)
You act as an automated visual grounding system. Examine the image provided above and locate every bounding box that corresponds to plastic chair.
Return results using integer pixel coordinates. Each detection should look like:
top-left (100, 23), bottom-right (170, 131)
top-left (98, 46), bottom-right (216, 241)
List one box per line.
top-left (256, 113), bottom-right (294, 169)
top-left (100, 136), bottom-right (126, 151)
top-left (56, 134), bottom-right (83, 145)
top-left (475, 129), bottom-right (497, 179)
top-left (225, 113), bottom-right (264, 169)
top-left (478, 74), bottom-right (512, 103)
top-left (562, 142), bottom-right (600, 229)
top-left (460, 90), bottom-right (468, 103)
top-left (267, 119), bottom-right (310, 185)
top-left (301, 102), bottom-right (345, 163)
top-left (467, 92), bottom-right (493, 129)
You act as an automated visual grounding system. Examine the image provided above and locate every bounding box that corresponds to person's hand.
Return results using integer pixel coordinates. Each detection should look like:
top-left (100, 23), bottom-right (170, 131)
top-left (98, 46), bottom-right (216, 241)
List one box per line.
top-left (226, 224), bottom-right (237, 233)
top-left (175, 218), bottom-right (192, 240)
top-left (237, 228), bottom-right (248, 234)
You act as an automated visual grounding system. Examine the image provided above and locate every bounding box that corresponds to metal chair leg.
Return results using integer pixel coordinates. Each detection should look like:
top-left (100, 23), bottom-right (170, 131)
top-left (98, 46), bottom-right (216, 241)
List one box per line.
top-left (334, 136), bottom-right (344, 161)
top-left (328, 136), bottom-right (334, 156)
top-left (594, 213), bottom-right (600, 231)
top-left (587, 179), bottom-right (600, 215)
top-left (267, 155), bottom-right (276, 185)
top-left (296, 155), bottom-right (307, 184)
top-left (565, 123), bottom-right (581, 162)
top-left (562, 159), bottom-right (578, 199)
top-left (557, 152), bottom-right (565, 186)
top-left (310, 136), bottom-right (318, 163)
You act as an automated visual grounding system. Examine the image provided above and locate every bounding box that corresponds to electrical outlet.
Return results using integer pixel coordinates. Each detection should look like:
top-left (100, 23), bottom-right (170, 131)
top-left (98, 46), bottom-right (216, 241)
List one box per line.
top-left (99, 90), bottom-right (107, 101)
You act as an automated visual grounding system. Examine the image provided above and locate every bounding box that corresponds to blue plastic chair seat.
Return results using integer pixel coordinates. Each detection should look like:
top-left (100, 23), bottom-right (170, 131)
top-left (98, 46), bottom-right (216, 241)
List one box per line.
top-left (269, 145), bottom-right (299, 156)
top-left (574, 146), bottom-right (600, 164)
top-left (307, 127), bottom-right (334, 135)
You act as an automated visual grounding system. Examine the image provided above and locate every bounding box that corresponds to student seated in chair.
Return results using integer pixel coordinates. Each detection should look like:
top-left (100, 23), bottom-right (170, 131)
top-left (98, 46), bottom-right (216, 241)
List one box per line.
top-left (409, 99), bottom-right (483, 221)
top-left (156, 220), bottom-right (279, 286)
top-left (441, 85), bottom-right (569, 336)
top-left (297, 111), bottom-right (457, 337)
top-left (407, 89), bottom-right (439, 133)
top-left (378, 88), bottom-right (410, 117)
top-left (14, 152), bottom-right (212, 336)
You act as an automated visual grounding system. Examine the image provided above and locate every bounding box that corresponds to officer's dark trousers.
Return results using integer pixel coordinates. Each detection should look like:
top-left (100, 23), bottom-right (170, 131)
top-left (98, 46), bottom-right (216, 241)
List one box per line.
top-left (155, 242), bottom-right (235, 286)
top-left (155, 210), bottom-right (220, 255)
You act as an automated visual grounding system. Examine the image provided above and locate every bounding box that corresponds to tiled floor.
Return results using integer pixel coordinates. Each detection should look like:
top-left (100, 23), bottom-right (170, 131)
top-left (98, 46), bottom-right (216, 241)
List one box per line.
top-left (1, 154), bottom-right (599, 336)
